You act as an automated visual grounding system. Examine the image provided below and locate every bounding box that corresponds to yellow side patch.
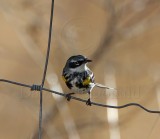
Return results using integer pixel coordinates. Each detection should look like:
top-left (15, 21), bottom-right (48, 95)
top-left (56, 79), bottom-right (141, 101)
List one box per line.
top-left (82, 76), bottom-right (91, 86)
top-left (62, 76), bottom-right (67, 82)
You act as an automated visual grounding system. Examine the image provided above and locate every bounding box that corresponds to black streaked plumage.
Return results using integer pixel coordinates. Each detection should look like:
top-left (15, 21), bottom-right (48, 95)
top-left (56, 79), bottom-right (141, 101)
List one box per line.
top-left (62, 55), bottom-right (94, 105)
top-left (62, 55), bottom-right (115, 106)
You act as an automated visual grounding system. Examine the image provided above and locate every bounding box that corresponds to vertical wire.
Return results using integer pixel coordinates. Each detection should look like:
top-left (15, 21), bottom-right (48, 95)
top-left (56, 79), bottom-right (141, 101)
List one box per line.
top-left (39, 0), bottom-right (54, 139)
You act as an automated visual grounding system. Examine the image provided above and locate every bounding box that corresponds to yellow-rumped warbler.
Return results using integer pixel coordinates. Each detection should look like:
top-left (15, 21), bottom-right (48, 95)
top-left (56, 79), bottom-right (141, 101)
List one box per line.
top-left (62, 55), bottom-right (114, 106)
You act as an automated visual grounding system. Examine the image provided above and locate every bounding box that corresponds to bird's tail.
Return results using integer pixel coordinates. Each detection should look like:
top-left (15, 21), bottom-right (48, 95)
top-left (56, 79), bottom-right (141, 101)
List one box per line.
top-left (95, 83), bottom-right (116, 90)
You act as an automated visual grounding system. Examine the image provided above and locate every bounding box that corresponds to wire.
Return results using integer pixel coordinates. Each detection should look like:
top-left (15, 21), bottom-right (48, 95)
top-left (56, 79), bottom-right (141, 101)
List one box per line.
top-left (0, 79), bottom-right (31, 88)
top-left (41, 0), bottom-right (54, 87)
top-left (43, 88), bottom-right (160, 114)
top-left (0, 79), bottom-right (160, 114)
top-left (38, 0), bottom-right (54, 139)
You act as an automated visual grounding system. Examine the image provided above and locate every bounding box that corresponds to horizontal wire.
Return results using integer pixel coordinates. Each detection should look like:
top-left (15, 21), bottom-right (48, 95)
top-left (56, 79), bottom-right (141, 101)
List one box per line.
top-left (0, 78), bottom-right (160, 114)
top-left (0, 79), bottom-right (32, 88)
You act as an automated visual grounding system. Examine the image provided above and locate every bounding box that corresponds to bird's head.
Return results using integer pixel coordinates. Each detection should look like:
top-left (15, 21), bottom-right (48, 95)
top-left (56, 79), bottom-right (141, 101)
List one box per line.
top-left (65, 55), bottom-right (92, 72)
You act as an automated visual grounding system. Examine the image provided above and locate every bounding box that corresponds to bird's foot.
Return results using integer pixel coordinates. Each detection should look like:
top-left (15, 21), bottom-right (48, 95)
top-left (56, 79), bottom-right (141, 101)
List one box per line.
top-left (86, 98), bottom-right (92, 106)
top-left (65, 94), bottom-right (72, 101)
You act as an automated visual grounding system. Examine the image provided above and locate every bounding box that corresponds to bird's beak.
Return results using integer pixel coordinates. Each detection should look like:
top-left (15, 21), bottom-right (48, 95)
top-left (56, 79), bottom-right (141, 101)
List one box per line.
top-left (85, 58), bottom-right (92, 63)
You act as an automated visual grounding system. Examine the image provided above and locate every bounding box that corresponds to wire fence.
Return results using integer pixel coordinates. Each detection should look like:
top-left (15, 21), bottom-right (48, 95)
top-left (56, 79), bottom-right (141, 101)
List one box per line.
top-left (0, 0), bottom-right (160, 139)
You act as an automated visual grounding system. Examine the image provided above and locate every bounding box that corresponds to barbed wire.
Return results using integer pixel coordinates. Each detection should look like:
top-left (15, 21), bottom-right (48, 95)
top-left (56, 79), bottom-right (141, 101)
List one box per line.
top-left (0, 79), bottom-right (160, 114)
top-left (1, 0), bottom-right (160, 139)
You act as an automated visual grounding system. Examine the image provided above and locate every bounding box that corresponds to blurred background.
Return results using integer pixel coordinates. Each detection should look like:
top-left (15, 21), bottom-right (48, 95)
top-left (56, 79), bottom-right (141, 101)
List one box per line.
top-left (0, 0), bottom-right (160, 139)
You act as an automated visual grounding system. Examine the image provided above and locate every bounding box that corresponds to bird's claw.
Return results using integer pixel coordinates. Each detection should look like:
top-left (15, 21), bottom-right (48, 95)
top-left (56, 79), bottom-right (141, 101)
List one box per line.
top-left (65, 94), bottom-right (72, 101)
top-left (86, 98), bottom-right (92, 106)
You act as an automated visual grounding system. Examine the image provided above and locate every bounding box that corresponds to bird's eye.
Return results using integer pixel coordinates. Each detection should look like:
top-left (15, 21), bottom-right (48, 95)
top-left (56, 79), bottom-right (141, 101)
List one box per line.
top-left (74, 61), bottom-right (79, 65)
top-left (69, 61), bottom-right (80, 68)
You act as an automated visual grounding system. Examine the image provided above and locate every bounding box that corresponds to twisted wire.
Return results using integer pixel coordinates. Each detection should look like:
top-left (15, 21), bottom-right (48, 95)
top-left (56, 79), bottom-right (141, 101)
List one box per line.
top-left (0, 79), bottom-right (160, 114)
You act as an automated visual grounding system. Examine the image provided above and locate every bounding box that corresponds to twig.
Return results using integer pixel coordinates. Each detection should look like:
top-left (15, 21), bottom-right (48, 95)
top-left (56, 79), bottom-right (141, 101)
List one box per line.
top-left (90, 0), bottom-right (116, 68)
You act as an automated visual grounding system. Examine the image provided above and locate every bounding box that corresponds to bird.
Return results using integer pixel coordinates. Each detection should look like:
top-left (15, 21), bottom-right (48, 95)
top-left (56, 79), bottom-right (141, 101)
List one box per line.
top-left (62, 55), bottom-right (115, 106)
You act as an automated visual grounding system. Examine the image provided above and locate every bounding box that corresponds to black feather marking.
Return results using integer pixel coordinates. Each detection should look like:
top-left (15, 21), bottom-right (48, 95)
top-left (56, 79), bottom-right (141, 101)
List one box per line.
top-left (66, 82), bottom-right (73, 89)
